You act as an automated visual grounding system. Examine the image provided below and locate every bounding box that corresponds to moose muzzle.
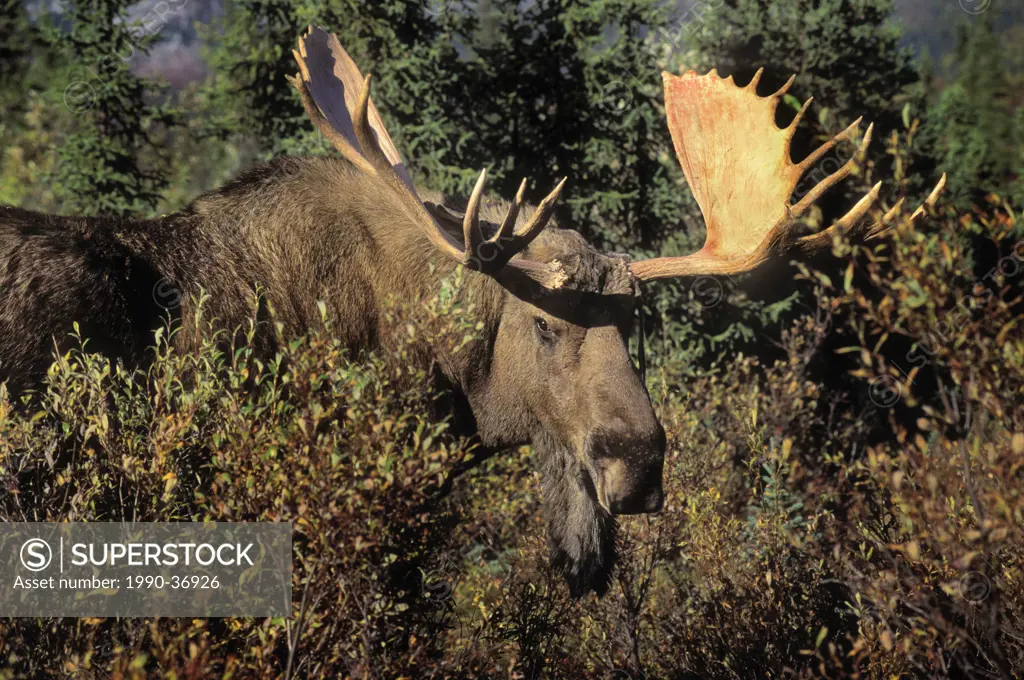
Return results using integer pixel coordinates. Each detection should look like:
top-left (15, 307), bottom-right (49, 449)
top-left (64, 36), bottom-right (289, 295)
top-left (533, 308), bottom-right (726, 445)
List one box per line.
top-left (587, 426), bottom-right (666, 515)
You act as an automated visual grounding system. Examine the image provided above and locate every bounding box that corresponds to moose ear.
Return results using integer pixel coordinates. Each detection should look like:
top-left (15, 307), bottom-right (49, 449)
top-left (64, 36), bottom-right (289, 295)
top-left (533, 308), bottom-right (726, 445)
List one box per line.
top-left (424, 201), bottom-right (470, 239)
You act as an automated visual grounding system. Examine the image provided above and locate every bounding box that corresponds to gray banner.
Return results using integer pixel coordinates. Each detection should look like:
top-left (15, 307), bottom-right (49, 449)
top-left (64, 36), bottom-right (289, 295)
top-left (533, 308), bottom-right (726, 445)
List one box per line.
top-left (0, 522), bottom-right (291, 617)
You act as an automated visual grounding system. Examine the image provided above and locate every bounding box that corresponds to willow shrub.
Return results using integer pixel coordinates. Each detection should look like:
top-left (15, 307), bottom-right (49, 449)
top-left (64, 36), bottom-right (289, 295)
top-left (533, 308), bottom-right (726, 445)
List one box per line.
top-left (0, 285), bottom-right (485, 678)
top-left (1, 200), bottom-right (1022, 678)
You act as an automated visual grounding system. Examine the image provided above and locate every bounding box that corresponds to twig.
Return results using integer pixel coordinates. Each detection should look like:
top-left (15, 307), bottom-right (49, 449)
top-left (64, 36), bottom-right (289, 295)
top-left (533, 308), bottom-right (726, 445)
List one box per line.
top-left (285, 566), bottom-right (316, 680)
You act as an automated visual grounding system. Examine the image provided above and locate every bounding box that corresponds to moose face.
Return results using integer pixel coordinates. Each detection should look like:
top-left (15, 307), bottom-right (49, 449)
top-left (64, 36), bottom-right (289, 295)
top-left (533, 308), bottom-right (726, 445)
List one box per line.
top-left (473, 226), bottom-right (666, 596)
top-left (515, 229), bottom-right (665, 514)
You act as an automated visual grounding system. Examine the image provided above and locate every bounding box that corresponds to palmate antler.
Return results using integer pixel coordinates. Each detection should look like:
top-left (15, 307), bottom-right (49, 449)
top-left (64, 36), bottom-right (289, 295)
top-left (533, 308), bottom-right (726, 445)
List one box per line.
top-left (290, 26), bottom-right (568, 288)
top-left (628, 69), bottom-right (946, 282)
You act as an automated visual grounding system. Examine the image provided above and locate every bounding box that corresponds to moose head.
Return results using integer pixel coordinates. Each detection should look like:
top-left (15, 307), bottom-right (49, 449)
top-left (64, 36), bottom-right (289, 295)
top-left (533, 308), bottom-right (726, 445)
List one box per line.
top-left (290, 28), bottom-right (944, 596)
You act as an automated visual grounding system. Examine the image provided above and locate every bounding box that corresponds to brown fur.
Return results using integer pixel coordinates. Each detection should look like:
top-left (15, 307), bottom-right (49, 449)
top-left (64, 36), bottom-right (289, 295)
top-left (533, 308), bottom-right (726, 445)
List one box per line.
top-left (0, 155), bottom-right (665, 596)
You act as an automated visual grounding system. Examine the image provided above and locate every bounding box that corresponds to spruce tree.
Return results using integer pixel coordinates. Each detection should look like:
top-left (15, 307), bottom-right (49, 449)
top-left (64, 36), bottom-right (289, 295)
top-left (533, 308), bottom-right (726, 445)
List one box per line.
top-left (433, 0), bottom-right (688, 251)
top-left (0, 0), bottom-right (32, 107)
top-left (44, 0), bottom-right (175, 216)
top-left (0, 0), bottom-right (57, 126)
top-left (0, 2), bottom-right (66, 210)
top-left (681, 0), bottom-right (917, 129)
top-left (923, 17), bottom-right (1018, 208)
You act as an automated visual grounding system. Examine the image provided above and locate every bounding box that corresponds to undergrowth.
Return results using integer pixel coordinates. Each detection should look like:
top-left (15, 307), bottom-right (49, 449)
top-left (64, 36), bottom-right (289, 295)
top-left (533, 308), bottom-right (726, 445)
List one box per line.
top-left (0, 199), bottom-right (1022, 678)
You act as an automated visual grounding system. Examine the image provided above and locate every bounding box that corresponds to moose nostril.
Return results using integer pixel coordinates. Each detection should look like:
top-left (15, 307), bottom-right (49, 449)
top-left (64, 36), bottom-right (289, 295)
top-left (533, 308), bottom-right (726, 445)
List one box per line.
top-left (587, 430), bottom-right (666, 515)
top-left (609, 484), bottom-right (664, 515)
top-left (604, 469), bottom-right (664, 516)
top-left (609, 496), bottom-right (644, 515)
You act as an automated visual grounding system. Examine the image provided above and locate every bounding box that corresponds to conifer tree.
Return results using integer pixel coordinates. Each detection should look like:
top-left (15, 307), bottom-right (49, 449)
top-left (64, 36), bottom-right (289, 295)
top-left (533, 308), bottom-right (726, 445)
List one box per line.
top-left (0, 0), bottom-right (32, 107)
top-left (0, 0), bottom-right (57, 122)
top-left (681, 0), bottom-right (917, 131)
top-left (0, 1), bottom-right (65, 209)
top-left (432, 0), bottom-right (688, 251)
top-left (923, 17), bottom-right (1018, 208)
top-left (44, 0), bottom-right (176, 216)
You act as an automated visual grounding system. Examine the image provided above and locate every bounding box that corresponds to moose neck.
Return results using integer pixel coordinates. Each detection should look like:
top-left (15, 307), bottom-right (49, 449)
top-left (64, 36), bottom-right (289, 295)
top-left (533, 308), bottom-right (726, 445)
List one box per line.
top-left (308, 165), bottom-right (528, 449)
top-left (368, 198), bottom-right (525, 448)
top-left (152, 157), bottom-right (525, 449)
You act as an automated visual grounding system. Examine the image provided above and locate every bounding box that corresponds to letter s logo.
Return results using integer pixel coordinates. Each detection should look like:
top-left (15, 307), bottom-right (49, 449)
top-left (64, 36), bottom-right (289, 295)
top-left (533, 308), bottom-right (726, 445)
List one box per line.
top-left (20, 539), bottom-right (52, 572)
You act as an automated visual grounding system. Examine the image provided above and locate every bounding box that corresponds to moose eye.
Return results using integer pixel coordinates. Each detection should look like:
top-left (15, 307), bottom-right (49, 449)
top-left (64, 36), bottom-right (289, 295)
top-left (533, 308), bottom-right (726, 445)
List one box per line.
top-left (535, 317), bottom-right (556, 340)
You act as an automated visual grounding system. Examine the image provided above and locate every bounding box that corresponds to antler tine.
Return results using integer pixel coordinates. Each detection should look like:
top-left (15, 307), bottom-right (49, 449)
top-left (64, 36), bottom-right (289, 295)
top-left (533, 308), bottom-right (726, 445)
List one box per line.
top-left (771, 74), bottom-right (796, 98)
top-left (795, 181), bottom-right (882, 251)
top-left (417, 172), bottom-right (567, 279)
top-left (495, 179), bottom-right (527, 245)
top-left (791, 122), bottom-right (873, 218)
top-left (865, 173), bottom-right (948, 239)
top-left (352, 74), bottom-right (398, 180)
top-left (747, 67), bottom-right (765, 91)
top-left (833, 181), bottom-right (883, 230)
top-left (797, 117), bottom-right (864, 174)
top-left (288, 72), bottom-right (378, 177)
top-left (463, 169), bottom-right (488, 258)
top-left (880, 198), bottom-right (906, 227)
top-left (786, 97), bottom-right (814, 143)
top-left (509, 177), bottom-right (567, 248)
top-left (471, 176), bottom-right (566, 271)
top-left (911, 173), bottom-right (947, 221)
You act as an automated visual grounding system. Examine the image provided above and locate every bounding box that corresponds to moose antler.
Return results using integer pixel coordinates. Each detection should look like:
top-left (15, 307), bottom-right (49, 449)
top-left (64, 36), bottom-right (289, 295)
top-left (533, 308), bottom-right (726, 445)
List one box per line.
top-left (628, 68), bottom-right (946, 282)
top-left (290, 26), bottom-right (567, 287)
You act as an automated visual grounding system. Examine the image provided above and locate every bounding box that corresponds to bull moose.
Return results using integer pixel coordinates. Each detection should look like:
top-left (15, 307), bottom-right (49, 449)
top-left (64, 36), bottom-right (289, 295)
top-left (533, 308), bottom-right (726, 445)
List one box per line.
top-left (0, 27), bottom-right (943, 596)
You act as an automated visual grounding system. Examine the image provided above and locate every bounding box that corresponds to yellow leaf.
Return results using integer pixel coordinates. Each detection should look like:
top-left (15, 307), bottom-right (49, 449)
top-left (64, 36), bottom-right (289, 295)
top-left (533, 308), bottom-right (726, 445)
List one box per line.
top-left (1012, 433), bottom-right (1024, 455)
